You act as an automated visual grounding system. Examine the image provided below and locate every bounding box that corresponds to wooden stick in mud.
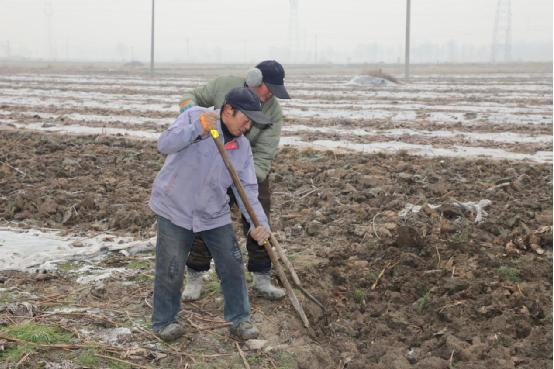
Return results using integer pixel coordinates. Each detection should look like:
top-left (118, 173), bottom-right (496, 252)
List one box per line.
top-left (270, 234), bottom-right (326, 312)
top-left (209, 128), bottom-right (310, 329)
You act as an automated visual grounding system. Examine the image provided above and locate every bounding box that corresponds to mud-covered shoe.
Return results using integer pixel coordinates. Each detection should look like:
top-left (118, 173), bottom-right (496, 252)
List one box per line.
top-left (230, 321), bottom-right (259, 340)
top-left (182, 269), bottom-right (204, 301)
top-left (252, 272), bottom-right (285, 300)
top-left (154, 323), bottom-right (184, 342)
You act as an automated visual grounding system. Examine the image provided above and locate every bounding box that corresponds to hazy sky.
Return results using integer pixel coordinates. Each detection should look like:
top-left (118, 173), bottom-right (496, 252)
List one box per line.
top-left (1, 0), bottom-right (552, 63)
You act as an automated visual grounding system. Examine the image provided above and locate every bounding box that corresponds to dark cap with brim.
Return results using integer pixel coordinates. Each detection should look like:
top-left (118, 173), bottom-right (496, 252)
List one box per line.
top-left (224, 87), bottom-right (272, 125)
top-left (265, 82), bottom-right (290, 99)
top-left (240, 109), bottom-right (271, 124)
top-left (256, 60), bottom-right (291, 100)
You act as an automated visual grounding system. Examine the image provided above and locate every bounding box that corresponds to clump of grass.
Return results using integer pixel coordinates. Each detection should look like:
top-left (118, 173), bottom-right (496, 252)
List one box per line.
top-left (247, 353), bottom-right (265, 366)
top-left (274, 351), bottom-right (297, 369)
top-left (353, 288), bottom-right (367, 304)
top-left (57, 260), bottom-right (81, 272)
top-left (1, 323), bottom-right (72, 362)
top-left (497, 266), bottom-right (521, 283)
top-left (0, 291), bottom-right (14, 304)
top-left (362, 68), bottom-right (399, 83)
top-left (2, 322), bottom-right (72, 344)
top-left (417, 290), bottom-right (432, 312)
top-left (2, 344), bottom-right (34, 362)
top-left (77, 349), bottom-right (99, 366)
top-left (127, 259), bottom-right (150, 270)
top-left (448, 221), bottom-right (472, 247)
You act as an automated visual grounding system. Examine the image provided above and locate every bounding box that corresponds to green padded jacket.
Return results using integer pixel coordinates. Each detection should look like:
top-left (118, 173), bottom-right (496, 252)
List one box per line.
top-left (179, 75), bottom-right (283, 182)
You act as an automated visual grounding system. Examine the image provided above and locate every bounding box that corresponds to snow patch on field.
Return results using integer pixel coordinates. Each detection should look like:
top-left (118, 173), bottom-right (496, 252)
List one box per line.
top-left (0, 227), bottom-right (154, 272)
top-left (280, 136), bottom-right (553, 162)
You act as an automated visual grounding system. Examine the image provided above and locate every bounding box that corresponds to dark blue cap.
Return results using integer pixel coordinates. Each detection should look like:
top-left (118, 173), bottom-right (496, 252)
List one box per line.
top-left (224, 87), bottom-right (271, 124)
top-left (256, 60), bottom-right (290, 99)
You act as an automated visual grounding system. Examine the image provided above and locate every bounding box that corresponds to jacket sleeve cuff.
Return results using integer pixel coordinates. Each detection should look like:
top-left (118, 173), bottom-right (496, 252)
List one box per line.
top-left (255, 167), bottom-right (268, 182)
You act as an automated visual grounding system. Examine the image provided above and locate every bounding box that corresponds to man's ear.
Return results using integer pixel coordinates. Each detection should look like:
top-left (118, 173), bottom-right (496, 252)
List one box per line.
top-left (221, 104), bottom-right (232, 117)
top-left (223, 104), bottom-right (238, 117)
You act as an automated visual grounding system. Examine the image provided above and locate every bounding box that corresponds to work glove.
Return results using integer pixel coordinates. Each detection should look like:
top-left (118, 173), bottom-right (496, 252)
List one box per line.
top-left (249, 226), bottom-right (271, 246)
top-left (179, 98), bottom-right (195, 113)
top-left (199, 112), bottom-right (218, 136)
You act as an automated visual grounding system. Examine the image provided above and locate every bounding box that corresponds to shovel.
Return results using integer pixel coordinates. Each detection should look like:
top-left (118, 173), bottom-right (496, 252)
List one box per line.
top-left (206, 122), bottom-right (324, 328)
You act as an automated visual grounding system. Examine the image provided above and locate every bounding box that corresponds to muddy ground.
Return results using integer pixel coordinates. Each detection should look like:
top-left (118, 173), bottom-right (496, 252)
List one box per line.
top-left (1, 62), bottom-right (551, 164)
top-left (0, 130), bottom-right (552, 369)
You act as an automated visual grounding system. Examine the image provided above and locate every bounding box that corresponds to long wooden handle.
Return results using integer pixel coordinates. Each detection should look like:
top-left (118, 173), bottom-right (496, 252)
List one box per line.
top-left (209, 129), bottom-right (310, 328)
top-left (270, 235), bottom-right (326, 312)
top-left (209, 129), bottom-right (261, 227)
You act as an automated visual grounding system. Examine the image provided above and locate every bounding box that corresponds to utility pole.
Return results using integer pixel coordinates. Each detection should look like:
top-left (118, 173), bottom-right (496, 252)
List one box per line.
top-left (288, 0), bottom-right (299, 63)
top-left (491, 0), bottom-right (512, 63)
top-left (44, 0), bottom-right (54, 61)
top-left (150, 0), bottom-right (155, 73)
top-left (404, 0), bottom-right (411, 79)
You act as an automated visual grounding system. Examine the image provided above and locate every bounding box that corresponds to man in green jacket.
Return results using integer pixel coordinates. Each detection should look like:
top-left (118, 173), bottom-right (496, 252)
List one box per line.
top-left (178, 60), bottom-right (290, 301)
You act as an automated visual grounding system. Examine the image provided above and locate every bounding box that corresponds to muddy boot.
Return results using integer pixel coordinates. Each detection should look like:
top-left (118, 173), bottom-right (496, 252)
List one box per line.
top-left (154, 323), bottom-right (184, 342)
top-left (252, 272), bottom-right (285, 300)
top-left (182, 269), bottom-right (204, 301)
top-left (230, 321), bottom-right (259, 340)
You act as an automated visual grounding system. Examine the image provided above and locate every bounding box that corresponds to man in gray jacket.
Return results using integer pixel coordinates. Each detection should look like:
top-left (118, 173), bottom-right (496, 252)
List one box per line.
top-left (178, 60), bottom-right (290, 301)
top-left (150, 87), bottom-right (271, 342)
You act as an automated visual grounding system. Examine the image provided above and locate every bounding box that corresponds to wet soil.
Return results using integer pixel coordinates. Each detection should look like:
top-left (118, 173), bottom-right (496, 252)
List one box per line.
top-left (0, 130), bottom-right (552, 369)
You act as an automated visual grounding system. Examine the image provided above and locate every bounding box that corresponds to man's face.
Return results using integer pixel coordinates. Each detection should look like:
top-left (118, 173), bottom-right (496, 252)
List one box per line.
top-left (223, 107), bottom-right (252, 136)
top-left (254, 83), bottom-right (272, 103)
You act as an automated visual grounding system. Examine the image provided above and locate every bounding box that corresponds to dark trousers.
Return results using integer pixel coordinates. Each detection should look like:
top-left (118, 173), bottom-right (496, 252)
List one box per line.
top-left (186, 177), bottom-right (272, 273)
top-left (152, 216), bottom-right (250, 330)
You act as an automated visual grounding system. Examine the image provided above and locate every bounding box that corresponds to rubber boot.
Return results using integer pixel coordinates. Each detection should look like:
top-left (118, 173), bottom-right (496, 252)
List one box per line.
top-left (252, 272), bottom-right (285, 300)
top-left (182, 268), bottom-right (204, 301)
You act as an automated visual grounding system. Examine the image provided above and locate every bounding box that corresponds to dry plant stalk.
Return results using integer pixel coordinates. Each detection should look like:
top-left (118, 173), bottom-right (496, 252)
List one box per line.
top-left (95, 353), bottom-right (156, 369)
top-left (235, 342), bottom-right (251, 369)
top-left (371, 261), bottom-right (400, 290)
